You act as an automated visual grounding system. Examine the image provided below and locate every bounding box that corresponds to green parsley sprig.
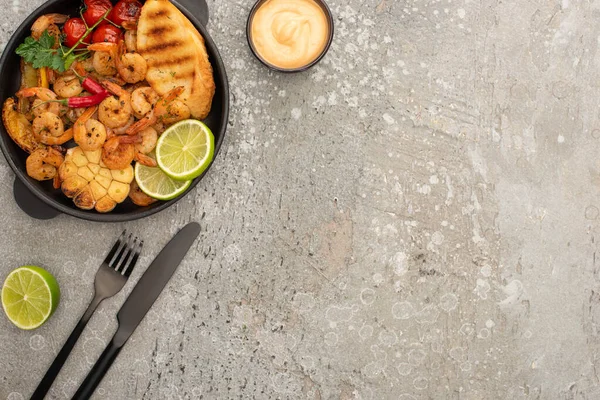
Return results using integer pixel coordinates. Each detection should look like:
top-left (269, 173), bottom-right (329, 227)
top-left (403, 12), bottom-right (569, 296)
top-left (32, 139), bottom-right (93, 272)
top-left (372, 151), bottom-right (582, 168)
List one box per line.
top-left (15, 31), bottom-right (83, 72)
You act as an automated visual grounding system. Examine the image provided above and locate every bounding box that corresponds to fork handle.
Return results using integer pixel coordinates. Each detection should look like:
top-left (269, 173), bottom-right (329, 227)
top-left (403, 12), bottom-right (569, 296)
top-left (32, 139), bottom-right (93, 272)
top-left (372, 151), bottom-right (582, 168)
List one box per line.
top-left (30, 295), bottom-right (103, 400)
top-left (72, 333), bottom-right (122, 400)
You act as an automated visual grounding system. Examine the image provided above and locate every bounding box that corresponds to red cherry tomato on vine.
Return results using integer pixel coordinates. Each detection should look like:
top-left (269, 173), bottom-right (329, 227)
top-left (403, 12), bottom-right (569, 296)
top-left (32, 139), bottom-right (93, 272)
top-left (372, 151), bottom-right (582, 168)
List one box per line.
top-left (63, 18), bottom-right (91, 49)
top-left (82, 0), bottom-right (112, 27)
top-left (109, 0), bottom-right (143, 26)
top-left (92, 25), bottom-right (124, 44)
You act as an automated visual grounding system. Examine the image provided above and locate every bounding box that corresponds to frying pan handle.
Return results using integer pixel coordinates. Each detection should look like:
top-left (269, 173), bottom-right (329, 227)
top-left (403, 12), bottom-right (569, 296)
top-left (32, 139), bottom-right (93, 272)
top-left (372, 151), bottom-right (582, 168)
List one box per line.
top-left (13, 178), bottom-right (59, 220)
top-left (178, 0), bottom-right (209, 26)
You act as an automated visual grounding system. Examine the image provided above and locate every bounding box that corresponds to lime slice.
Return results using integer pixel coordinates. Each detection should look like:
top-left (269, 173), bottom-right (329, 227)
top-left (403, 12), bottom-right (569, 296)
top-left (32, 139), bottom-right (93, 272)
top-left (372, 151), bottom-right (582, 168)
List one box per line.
top-left (1, 265), bottom-right (60, 330)
top-left (155, 119), bottom-right (215, 181)
top-left (135, 162), bottom-right (192, 200)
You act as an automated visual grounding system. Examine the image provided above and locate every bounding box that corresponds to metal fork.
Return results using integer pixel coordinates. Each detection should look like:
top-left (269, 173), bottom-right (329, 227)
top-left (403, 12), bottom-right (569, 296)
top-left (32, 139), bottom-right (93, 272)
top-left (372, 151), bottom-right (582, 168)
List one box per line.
top-left (31, 231), bottom-right (143, 400)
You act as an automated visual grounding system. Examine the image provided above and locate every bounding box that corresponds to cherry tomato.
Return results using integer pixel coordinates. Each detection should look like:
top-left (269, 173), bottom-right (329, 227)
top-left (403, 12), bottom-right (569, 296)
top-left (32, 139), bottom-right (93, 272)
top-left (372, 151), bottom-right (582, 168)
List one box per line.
top-left (63, 18), bottom-right (91, 49)
top-left (109, 0), bottom-right (143, 26)
top-left (92, 25), bottom-right (124, 44)
top-left (82, 0), bottom-right (112, 27)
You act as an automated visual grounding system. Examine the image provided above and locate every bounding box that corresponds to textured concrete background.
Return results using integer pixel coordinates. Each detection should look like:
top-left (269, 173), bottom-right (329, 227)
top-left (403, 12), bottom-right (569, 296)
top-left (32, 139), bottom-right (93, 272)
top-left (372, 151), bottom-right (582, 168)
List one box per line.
top-left (0, 0), bottom-right (598, 399)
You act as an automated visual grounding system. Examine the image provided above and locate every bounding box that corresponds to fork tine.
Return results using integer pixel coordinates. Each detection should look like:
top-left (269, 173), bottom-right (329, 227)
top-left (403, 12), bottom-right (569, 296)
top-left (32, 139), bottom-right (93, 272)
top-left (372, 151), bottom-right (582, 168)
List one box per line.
top-left (114, 233), bottom-right (135, 273)
top-left (117, 236), bottom-right (137, 275)
top-left (112, 232), bottom-right (133, 272)
top-left (121, 238), bottom-right (142, 277)
top-left (105, 230), bottom-right (127, 266)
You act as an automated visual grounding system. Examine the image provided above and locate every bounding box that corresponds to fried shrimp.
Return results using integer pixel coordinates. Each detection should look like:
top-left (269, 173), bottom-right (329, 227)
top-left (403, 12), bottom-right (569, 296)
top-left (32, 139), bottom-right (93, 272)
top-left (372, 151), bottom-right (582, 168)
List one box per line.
top-left (65, 107), bottom-right (87, 124)
top-left (71, 58), bottom-right (95, 76)
top-left (131, 87), bottom-right (158, 119)
top-left (88, 43), bottom-right (118, 76)
top-left (126, 86), bottom-right (185, 134)
top-left (32, 112), bottom-right (65, 144)
top-left (53, 75), bottom-right (83, 98)
top-left (102, 136), bottom-right (135, 170)
top-left (74, 106), bottom-right (107, 151)
top-left (134, 126), bottom-right (157, 154)
top-left (36, 127), bottom-right (73, 146)
top-left (90, 42), bottom-right (147, 84)
top-left (159, 99), bottom-right (190, 125)
top-left (98, 81), bottom-right (132, 129)
top-left (129, 180), bottom-right (157, 206)
top-left (17, 87), bottom-right (61, 116)
top-left (26, 147), bottom-right (64, 181)
top-left (119, 127), bottom-right (158, 167)
top-left (31, 14), bottom-right (68, 41)
top-left (111, 116), bottom-right (135, 135)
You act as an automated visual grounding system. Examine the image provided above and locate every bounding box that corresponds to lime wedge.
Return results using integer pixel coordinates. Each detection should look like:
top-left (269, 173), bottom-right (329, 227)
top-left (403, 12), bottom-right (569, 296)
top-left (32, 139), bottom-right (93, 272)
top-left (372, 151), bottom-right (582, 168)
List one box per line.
top-left (135, 162), bottom-right (191, 200)
top-left (1, 265), bottom-right (60, 330)
top-left (155, 119), bottom-right (215, 181)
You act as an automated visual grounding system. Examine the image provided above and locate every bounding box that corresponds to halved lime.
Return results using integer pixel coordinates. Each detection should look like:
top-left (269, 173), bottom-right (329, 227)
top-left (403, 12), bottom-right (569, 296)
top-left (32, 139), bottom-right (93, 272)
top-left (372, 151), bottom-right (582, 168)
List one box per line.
top-left (135, 162), bottom-right (192, 200)
top-left (1, 265), bottom-right (60, 330)
top-left (155, 119), bottom-right (215, 181)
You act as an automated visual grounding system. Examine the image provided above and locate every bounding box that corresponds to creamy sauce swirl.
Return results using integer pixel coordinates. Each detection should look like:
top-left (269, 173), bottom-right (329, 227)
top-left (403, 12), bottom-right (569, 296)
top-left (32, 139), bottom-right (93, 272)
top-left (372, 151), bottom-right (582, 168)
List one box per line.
top-left (251, 0), bottom-right (329, 69)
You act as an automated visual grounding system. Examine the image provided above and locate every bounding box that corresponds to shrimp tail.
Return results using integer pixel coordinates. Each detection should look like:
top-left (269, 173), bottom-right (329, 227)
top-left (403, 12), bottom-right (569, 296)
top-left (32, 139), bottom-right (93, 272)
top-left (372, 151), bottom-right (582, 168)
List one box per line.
top-left (121, 20), bottom-right (138, 31)
top-left (87, 42), bottom-right (118, 53)
top-left (76, 106), bottom-right (98, 125)
top-left (163, 86), bottom-right (185, 102)
top-left (16, 87), bottom-right (57, 100)
top-left (125, 112), bottom-right (157, 135)
top-left (118, 134), bottom-right (142, 144)
top-left (135, 152), bottom-right (157, 167)
top-left (53, 174), bottom-right (61, 189)
top-left (101, 80), bottom-right (126, 96)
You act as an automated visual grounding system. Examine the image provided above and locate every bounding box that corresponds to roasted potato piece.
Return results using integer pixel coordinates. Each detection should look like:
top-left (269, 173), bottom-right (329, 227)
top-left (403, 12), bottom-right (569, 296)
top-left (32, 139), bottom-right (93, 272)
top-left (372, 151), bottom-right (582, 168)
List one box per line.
top-left (2, 97), bottom-right (42, 154)
top-left (20, 60), bottom-right (38, 89)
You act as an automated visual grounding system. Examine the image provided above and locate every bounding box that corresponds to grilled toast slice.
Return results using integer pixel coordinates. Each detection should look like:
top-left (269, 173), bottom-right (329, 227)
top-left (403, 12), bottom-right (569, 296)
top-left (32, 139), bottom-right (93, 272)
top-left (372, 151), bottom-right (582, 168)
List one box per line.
top-left (137, 0), bottom-right (215, 119)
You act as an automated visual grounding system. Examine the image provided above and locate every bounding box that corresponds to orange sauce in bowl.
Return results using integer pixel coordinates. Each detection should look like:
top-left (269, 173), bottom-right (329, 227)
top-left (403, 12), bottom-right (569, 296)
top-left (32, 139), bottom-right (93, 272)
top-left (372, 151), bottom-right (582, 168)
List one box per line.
top-left (250, 0), bottom-right (330, 69)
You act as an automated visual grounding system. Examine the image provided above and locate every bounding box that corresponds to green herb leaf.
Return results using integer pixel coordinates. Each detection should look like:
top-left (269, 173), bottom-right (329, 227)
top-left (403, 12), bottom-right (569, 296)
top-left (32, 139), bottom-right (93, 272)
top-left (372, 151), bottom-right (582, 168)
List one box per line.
top-left (15, 36), bottom-right (40, 63)
top-left (38, 31), bottom-right (56, 49)
top-left (15, 31), bottom-right (67, 72)
top-left (63, 53), bottom-right (78, 71)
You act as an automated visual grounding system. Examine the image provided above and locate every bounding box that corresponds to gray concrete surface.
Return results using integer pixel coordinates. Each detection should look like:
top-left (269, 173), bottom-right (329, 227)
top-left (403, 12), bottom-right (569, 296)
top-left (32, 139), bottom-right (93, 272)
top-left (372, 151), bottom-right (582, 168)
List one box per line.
top-left (0, 0), bottom-right (598, 399)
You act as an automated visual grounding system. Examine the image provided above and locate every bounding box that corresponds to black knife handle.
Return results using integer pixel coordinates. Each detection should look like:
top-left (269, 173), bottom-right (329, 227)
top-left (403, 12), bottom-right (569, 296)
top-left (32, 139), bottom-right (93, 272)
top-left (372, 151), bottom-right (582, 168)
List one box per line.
top-left (31, 296), bottom-right (103, 400)
top-left (71, 335), bottom-right (122, 400)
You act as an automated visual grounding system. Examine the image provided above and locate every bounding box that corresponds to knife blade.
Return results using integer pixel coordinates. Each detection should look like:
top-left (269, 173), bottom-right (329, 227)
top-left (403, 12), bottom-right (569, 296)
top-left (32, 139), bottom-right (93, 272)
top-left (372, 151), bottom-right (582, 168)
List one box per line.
top-left (72, 222), bottom-right (201, 400)
top-left (115, 221), bottom-right (200, 342)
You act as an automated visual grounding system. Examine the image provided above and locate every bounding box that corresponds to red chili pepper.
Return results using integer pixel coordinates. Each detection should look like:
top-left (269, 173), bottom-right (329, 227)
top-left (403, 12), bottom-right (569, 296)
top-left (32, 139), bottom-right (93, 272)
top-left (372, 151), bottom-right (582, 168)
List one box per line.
top-left (81, 77), bottom-right (105, 95)
top-left (58, 91), bottom-right (109, 108)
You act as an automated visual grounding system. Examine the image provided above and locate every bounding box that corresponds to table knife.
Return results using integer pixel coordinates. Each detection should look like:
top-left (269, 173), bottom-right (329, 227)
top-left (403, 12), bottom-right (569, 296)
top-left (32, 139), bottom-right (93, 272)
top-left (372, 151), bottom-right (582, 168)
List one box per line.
top-left (71, 222), bottom-right (201, 400)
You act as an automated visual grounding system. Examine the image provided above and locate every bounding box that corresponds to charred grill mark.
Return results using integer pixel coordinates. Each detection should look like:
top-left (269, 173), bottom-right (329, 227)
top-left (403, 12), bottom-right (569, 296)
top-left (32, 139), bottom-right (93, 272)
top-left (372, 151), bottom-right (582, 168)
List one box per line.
top-left (141, 40), bottom-right (183, 53)
top-left (174, 70), bottom-right (196, 79)
top-left (149, 55), bottom-right (194, 68)
top-left (148, 25), bottom-right (172, 35)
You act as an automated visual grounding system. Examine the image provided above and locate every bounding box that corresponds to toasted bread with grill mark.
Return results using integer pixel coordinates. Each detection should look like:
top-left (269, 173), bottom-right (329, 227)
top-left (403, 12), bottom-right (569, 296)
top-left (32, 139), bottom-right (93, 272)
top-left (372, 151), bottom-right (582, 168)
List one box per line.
top-left (137, 0), bottom-right (215, 119)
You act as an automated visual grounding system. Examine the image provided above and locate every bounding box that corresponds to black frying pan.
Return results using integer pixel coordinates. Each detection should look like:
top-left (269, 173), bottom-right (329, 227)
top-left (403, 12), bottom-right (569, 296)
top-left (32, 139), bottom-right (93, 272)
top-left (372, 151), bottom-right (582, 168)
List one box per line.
top-left (0, 0), bottom-right (228, 222)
